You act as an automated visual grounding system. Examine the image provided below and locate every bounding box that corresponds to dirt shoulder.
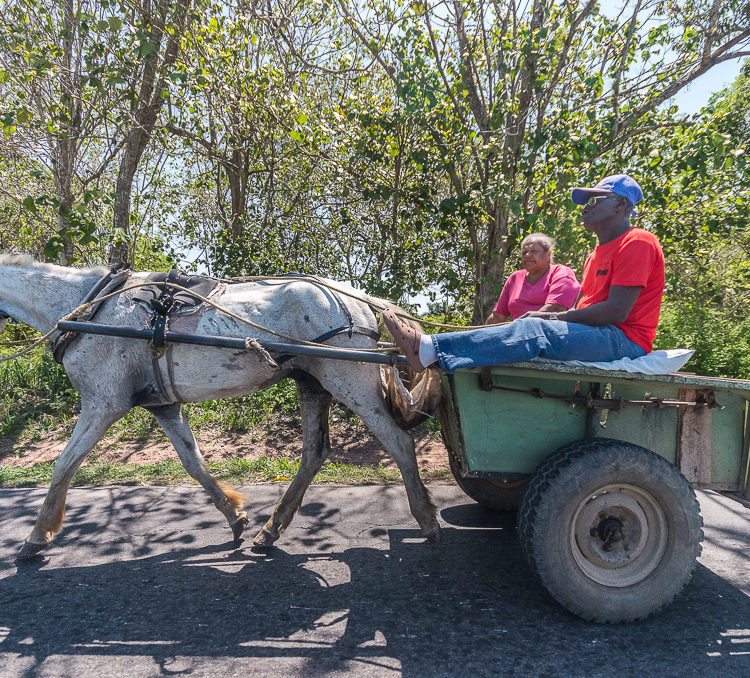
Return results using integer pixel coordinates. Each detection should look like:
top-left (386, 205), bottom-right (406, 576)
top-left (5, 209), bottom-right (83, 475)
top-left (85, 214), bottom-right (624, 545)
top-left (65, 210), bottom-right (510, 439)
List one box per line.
top-left (0, 416), bottom-right (450, 473)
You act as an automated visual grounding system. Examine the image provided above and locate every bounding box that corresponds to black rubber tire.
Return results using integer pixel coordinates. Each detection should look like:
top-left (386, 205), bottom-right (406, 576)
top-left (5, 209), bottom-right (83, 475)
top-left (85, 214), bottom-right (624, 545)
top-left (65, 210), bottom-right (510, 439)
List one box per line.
top-left (518, 438), bottom-right (703, 623)
top-left (447, 445), bottom-right (528, 511)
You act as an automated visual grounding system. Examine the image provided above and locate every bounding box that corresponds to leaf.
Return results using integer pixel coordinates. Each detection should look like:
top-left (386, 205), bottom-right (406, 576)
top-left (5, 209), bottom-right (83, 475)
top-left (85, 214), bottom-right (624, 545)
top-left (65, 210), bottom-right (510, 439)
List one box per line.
top-left (22, 197), bottom-right (37, 213)
top-left (138, 40), bottom-right (155, 57)
top-left (43, 238), bottom-right (61, 262)
top-left (109, 17), bottom-right (123, 32)
top-left (297, 113), bottom-right (307, 124)
top-left (290, 130), bottom-right (302, 141)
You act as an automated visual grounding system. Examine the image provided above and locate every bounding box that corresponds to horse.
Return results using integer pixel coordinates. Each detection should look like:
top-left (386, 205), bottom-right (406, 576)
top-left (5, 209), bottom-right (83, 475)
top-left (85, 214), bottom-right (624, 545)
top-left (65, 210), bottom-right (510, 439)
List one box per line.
top-left (0, 255), bottom-right (440, 559)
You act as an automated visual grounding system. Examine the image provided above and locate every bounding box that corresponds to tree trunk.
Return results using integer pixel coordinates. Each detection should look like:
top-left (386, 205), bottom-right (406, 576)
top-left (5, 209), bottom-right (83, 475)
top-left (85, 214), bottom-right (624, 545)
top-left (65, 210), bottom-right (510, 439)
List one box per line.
top-left (53, 0), bottom-right (80, 266)
top-left (108, 0), bottom-right (192, 267)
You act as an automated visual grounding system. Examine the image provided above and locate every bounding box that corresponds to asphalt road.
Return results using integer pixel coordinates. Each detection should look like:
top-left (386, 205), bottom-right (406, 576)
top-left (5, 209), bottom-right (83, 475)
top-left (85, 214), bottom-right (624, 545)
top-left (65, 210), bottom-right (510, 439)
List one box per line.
top-left (0, 485), bottom-right (748, 678)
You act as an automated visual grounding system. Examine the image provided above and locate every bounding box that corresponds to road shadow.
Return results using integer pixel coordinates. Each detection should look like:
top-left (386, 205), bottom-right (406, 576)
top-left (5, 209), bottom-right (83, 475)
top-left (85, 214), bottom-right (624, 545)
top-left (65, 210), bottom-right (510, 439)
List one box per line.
top-left (0, 500), bottom-right (748, 676)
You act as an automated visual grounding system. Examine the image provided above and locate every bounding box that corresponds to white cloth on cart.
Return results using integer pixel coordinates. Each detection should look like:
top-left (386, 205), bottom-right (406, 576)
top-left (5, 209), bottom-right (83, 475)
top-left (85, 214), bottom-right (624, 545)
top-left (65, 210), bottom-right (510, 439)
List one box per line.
top-left (529, 348), bottom-right (695, 375)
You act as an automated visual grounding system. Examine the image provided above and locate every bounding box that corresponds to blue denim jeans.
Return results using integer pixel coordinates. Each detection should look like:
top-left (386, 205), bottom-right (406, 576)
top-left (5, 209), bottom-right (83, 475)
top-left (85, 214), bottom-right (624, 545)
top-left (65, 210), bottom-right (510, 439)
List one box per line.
top-left (432, 318), bottom-right (646, 373)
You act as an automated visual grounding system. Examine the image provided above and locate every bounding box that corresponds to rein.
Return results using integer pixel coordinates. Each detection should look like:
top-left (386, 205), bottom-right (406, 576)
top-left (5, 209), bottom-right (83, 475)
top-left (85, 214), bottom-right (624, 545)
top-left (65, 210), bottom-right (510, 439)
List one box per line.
top-left (0, 272), bottom-right (406, 364)
top-left (0, 268), bottom-right (503, 366)
top-left (223, 274), bottom-right (490, 331)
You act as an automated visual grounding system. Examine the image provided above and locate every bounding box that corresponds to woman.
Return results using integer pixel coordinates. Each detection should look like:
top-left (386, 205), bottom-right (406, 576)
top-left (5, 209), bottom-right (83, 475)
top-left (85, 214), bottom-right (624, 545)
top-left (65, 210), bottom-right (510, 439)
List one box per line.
top-left (486, 233), bottom-right (580, 324)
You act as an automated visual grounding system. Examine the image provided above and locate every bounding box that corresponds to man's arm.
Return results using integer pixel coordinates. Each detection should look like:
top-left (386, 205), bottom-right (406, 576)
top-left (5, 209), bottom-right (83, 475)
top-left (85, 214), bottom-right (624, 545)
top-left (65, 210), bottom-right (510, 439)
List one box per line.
top-left (523, 285), bottom-right (643, 325)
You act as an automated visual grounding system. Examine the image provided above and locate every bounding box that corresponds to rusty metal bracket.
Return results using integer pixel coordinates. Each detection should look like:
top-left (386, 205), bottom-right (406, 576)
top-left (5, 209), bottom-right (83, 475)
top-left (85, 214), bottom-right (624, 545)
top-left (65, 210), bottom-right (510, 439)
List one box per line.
top-left (478, 376), bottom-right (722, 410)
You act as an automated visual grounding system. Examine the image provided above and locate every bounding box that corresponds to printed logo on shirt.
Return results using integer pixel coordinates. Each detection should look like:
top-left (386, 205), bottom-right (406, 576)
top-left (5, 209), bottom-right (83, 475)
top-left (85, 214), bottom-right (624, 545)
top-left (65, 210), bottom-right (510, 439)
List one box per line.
top-left (596, 268), bottom-right (609, 277)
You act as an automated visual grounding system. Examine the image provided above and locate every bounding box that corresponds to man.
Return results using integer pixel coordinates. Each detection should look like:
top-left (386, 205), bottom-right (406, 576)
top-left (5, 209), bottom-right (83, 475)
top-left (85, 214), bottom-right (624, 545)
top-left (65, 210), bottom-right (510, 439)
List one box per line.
top-left (383, 174), bottom-right (665, 373)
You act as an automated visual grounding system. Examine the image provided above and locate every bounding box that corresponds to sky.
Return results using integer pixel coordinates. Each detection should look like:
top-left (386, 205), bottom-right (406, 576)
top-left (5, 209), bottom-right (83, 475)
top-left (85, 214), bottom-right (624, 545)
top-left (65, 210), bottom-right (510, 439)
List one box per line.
top-left (670, 59), bottom-right (745, 115)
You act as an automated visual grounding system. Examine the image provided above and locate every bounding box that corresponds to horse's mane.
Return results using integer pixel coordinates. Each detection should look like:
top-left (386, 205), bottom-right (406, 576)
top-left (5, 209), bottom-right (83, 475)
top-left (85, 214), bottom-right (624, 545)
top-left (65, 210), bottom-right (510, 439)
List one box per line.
top-left (0, 253), bottom-right (108, 276)
top-left (0, 253), bottom-right (36, 266)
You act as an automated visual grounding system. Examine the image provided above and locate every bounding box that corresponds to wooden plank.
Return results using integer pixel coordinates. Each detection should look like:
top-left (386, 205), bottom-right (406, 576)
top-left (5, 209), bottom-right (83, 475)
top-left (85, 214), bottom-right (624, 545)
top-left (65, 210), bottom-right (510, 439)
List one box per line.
top-left (677, 388), bottom-right (713, 486)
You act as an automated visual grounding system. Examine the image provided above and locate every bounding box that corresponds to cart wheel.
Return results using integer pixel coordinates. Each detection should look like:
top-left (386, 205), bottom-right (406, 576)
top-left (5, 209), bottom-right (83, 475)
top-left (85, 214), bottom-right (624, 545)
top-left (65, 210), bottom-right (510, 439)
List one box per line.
top-left (518, 438), bottom-right (703, 623)
top-left (447, 446), bottom-right (527, 511)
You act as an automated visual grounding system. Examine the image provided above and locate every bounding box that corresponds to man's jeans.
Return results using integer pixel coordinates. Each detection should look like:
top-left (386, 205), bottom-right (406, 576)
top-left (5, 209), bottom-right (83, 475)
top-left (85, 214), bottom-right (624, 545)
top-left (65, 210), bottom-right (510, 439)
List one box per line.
top-left (432, 318), bottom-right (646, 373)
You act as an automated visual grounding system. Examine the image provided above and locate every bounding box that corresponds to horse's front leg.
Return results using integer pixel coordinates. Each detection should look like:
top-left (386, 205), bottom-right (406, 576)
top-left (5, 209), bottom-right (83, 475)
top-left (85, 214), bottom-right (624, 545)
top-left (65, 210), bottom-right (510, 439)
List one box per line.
top-left (254, 373), bottom-right (333, 547)
top-left (147, 404), bottom-right (249, 543)
top-left (19, 401), bottom-right (128, 559)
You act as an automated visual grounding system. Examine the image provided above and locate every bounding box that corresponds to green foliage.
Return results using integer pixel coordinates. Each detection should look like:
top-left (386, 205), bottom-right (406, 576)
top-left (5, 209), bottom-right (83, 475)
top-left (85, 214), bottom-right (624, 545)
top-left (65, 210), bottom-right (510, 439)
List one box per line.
top-left (0, 347), bottom-right (302, 445)
top-left (0, 2), bottom-right (749, 376)
top-left (0, 351), bottom-right (78, 438)
top-left (0, 455), bottom-right (451, 487)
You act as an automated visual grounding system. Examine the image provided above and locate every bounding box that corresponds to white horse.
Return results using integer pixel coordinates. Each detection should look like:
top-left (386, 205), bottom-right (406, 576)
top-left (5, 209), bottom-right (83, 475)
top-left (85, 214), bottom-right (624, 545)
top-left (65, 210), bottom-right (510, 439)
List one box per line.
top-left (0, 255), bottom-right (439, 559)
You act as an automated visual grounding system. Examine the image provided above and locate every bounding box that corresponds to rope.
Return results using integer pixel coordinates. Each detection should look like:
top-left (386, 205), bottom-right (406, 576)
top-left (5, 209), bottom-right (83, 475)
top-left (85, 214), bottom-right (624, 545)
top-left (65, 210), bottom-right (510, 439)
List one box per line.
top-left (244, 337), bottom-right (280, 370)
top-left (222, 274), bottom-right (503, 331)
top-left (0, 327), bottom-right (59, 363)
top-left (0, 273), bottom-right (499, 364)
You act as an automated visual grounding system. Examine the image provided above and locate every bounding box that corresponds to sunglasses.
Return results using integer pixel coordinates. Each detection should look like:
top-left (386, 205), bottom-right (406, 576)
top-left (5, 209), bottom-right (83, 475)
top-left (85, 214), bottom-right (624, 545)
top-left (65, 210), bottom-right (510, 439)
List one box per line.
top-left (584, 194), bottom-right (616, 207)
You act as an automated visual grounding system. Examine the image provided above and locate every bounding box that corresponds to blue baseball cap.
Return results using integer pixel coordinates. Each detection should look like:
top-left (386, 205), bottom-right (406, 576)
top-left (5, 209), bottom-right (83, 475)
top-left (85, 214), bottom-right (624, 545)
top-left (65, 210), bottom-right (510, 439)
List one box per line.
top-left (571, 174), bottom-right (643, 215)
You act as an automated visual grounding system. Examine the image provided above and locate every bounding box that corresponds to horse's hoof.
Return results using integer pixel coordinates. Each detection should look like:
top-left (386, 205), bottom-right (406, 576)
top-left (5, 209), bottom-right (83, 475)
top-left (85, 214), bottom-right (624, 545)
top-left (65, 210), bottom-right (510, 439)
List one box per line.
top-left (231, 515), bottom-right (249, 544)
top-left (252, 528), bottom-right (279, 548)
top-left (17, 541), bottom-right (49, 560)
top-left (424, 525), bottom-right (441, 546)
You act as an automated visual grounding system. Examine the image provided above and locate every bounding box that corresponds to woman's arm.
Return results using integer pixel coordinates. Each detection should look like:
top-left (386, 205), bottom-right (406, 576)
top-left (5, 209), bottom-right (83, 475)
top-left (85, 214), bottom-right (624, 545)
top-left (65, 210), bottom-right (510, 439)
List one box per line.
top-left (524, 285), bottom-right (642, 325)
top-left (537, 302), bottom-right (567, 313)
top-left (485, 311), bottom-right (510, 325)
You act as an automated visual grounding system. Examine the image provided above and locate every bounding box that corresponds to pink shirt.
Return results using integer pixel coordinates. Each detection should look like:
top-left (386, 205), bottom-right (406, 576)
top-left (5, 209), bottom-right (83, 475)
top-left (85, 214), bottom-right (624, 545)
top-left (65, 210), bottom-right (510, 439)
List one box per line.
top-left (493, 264), bottom-right (580, 319)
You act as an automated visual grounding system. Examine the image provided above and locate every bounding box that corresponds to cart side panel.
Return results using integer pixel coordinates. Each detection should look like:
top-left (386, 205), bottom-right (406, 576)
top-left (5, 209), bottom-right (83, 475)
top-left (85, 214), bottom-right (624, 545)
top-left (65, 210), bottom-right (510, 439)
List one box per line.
top-left (450, 370), bottom-right (587, 474)
top-left (439, 374), bottom-right (463, 463)
top-left (709, 393), bottom-right (747, 489)
top-left (597, 382), bottom-right (680, 464)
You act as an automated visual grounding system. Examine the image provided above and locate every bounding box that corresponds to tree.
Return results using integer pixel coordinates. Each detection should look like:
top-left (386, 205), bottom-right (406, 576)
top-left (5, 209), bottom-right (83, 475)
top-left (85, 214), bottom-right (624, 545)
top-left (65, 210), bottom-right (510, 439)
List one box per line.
top-left (334, 0), bottom-right (750, 321)
top-left (0, 0), bottom-right (124, 263)
top-left (107, 0), bottom-right (195, 266)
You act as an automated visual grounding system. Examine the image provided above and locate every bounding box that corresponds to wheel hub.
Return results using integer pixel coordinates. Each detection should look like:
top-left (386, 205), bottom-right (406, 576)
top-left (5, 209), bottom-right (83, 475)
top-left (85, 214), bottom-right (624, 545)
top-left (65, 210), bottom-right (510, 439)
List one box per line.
top-left (593, 516), bottom-right (624, 551)
top-left (571, 484), bottom-right (668, 587)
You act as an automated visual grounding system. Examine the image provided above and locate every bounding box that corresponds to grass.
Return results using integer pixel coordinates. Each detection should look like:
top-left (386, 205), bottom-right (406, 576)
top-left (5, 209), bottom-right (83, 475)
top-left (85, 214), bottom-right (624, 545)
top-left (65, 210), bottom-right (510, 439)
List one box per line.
top-left (0, 352), bottom-right (305, 444)
top-left (0, 457), bottom-right (452, 488)
top-left (0, 351), bottom-right (447, 487)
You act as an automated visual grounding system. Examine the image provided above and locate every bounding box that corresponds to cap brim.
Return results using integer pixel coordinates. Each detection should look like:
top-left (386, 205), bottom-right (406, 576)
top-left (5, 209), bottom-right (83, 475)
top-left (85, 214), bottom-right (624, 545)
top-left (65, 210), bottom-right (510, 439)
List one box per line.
top-left (571, 187), bottom-right (611, 205)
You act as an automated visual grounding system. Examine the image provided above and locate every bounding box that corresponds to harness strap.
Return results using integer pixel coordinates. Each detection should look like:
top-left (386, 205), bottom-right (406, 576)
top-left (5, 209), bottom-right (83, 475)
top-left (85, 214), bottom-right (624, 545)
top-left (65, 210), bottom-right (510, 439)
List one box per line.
top-left (149, 268), bottom-right (181, 352)
top-left (275, 324), bottom-right (380, 366)
top-left (269, 277), bottom-right (380, 366)
top-left (51, 267), bottom-right (131, 364)
top-left (148, 269), bottom-right (184, 403)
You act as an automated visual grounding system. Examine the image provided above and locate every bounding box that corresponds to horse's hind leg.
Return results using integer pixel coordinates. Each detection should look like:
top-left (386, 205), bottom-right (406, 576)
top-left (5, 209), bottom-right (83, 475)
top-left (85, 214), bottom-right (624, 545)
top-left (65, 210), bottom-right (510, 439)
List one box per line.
top-left (254, 373), bottom-right (333, 547)
top-left (312, 362), bottom-right (440, 544)
top-left (147, 404), bottom-right (249, 542)
top-left (19, 401), bottom-right (129, 559)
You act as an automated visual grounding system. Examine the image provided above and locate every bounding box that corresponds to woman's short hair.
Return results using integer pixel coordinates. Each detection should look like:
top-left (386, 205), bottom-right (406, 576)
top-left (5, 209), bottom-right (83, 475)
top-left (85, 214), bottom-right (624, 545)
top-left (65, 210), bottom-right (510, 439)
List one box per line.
top-left (520, 233), bottom-right (555, 252)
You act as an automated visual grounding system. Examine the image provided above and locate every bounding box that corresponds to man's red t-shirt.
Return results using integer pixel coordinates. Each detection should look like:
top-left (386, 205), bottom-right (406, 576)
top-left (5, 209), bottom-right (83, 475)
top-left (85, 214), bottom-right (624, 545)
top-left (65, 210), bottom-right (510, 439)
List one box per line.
top-left (578, 228), bottom-right (665, 352)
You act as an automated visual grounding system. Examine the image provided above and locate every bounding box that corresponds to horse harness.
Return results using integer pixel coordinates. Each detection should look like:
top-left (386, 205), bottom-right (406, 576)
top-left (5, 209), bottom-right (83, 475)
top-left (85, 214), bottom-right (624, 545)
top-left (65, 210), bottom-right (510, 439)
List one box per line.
top-left (50, 265), bottom-right (131, 363)
top-left (132, 269), bottom-right (224, 404)
top-left (52, 268), bottom-right (381, 405)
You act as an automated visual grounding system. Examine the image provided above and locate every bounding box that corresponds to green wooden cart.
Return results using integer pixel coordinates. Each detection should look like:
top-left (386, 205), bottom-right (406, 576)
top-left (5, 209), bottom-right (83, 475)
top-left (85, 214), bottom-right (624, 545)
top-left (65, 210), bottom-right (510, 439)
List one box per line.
top-left (439, 361), bottom-right (750, 623)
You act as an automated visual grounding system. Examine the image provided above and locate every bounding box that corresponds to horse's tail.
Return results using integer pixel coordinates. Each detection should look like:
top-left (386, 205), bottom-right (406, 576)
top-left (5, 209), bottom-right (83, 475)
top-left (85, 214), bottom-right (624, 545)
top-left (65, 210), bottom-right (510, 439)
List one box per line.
top-left (367, 296), bottom-right (442, 431)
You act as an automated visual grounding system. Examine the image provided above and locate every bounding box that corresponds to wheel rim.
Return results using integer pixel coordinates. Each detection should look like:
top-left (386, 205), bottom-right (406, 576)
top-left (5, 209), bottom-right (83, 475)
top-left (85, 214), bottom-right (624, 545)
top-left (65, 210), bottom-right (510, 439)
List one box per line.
top-left (570, 484), bottom-right (668, 587)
